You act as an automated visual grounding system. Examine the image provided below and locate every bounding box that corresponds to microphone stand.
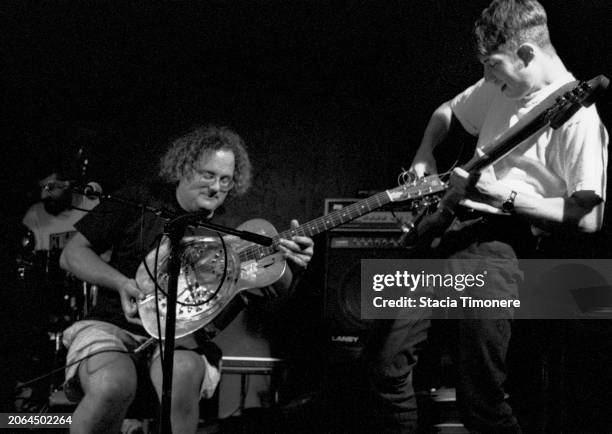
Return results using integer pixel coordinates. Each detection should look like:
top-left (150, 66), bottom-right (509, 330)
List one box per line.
top-left (92, 192), bottom-right (273, 246)
top-left (159, 217), bottom-right (183, 434)
top-left (93, 193), bottom-right (272, 434)
top-left (160, 213), bottom-right (272, 434)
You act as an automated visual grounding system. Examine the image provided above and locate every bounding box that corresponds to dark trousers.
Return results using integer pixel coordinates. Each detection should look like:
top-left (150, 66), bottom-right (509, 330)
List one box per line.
top-left (360, 310), bottom-right (431, 433)
top-left (434, 216), bottom-right (530, 433)
top-left (452, 318), bottom-right (520, 433)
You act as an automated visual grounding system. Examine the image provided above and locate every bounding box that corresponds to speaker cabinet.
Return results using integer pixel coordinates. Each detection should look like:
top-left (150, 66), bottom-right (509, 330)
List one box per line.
top-left (323, 231), bottom-right (410, 338)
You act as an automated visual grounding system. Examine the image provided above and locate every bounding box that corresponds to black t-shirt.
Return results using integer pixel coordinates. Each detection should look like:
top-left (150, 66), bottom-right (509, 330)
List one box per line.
top-left (75, 180), bottom-right (225, 338)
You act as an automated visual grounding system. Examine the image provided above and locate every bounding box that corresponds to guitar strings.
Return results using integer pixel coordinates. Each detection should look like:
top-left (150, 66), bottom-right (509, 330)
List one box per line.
top-left (240, 170), bottom-right (456, 261)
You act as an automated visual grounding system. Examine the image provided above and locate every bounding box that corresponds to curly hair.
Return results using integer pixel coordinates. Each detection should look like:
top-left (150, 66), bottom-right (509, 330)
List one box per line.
top-left (474, 0), bottom-right (553, 56)
top-left (160, 125), bottom-right (252, 198)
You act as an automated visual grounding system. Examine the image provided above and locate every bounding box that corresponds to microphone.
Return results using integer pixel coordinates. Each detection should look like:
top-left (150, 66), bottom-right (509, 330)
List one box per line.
top-left (73, 181), bottom-right (103, 198)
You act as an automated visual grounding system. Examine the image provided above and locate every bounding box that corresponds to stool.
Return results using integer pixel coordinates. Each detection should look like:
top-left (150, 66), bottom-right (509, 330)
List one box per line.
top-left (217, 356), bottom-right (285, 418)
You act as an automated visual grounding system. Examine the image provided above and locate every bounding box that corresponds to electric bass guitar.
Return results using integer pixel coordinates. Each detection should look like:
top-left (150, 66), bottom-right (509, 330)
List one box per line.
top-left (407, 74), bottom-right (609, 244)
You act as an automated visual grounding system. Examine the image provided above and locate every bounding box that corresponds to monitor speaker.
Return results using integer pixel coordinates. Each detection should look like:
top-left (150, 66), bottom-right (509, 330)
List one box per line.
top-left (323, 232), bottom-right (410, 338)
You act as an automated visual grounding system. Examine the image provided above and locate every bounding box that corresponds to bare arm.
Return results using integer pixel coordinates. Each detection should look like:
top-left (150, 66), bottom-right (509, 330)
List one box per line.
top-left (60, 232), bottom-right (144, 321)
top-left (410, 101), bottom-right (454, 177)
top-left (451, 168), bottom-right (604, 233)
top-left (61, 232), bottom-right (121, 289)
top-left (513, 191), bottom-right (603, 233)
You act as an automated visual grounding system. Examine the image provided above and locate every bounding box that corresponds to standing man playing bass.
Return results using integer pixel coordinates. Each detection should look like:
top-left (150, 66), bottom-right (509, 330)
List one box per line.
top-left (408, 0), bottom-right (607, 432)
top-left (60, 125), bottom-right (314, 433)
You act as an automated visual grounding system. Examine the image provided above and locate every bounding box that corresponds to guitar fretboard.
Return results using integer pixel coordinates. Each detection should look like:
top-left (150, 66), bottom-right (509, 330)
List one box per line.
top-left (238, 190), bottom-right (392, 262)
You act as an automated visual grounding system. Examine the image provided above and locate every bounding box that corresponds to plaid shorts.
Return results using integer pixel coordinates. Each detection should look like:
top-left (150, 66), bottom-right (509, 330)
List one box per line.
top-left (62, 320), bottom-right (221, 403)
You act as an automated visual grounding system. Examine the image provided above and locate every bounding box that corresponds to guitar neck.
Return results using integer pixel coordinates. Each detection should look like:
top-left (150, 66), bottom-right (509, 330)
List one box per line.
top-left (465, 76), bottom-right (608, 174)
top-left (239, 190), bottom-right (393, 262)
top-left (465, 111), bottom-right (551, 173)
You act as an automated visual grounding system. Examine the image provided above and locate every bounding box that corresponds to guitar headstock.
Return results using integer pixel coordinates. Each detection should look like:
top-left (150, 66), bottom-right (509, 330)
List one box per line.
top-left (387, 175), bottom-right (447, 203)
top-left (548, 75), bottom-right (609, 129)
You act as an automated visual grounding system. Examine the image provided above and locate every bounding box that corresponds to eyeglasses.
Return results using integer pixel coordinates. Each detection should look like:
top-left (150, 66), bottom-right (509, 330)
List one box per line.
top-left (194, 170), bottom-right (235, 192)
top-left (40, 181), bottom-right (70, 192)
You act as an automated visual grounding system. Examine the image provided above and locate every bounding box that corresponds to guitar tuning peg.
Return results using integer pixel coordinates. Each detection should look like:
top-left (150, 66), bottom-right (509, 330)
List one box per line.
top-left (567, 92), bottom-right (580, 103)
top-left (398, 169), bottom-right (417, 186)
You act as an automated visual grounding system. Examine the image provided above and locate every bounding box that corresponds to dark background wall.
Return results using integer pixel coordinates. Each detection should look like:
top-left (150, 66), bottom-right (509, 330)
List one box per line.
top-left (4, 0), bottom-right (610, 230)
top-left (1, 0), bottom-right (611, 412)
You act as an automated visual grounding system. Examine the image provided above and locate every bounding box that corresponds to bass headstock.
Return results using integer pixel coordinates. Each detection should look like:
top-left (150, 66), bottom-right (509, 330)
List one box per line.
top-left (548, 75), bottom-right (609, 129)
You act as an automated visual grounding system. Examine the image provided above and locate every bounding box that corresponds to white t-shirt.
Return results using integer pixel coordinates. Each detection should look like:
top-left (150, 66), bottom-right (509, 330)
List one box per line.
top-left (450, 74), bottom-right (608, 220)
top-left (22, 195), bottom-right (100, 251)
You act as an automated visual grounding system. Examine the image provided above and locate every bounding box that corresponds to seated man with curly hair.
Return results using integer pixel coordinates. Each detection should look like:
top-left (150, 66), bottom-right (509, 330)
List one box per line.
top-left (60, 125), bottom-right (314, 433)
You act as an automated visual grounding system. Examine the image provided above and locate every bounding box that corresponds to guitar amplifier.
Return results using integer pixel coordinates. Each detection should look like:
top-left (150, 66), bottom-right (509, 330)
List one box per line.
top-left (323, 230), bottom-right (411, 340)
top-left (324, 198), bottom-right (414, 232)
top-left (322, 198), bottom-right (414, 339)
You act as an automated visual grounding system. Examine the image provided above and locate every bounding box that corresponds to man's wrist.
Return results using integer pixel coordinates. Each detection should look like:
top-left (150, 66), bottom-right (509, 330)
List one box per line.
top-left (116, 276), bottom-right (132, 294)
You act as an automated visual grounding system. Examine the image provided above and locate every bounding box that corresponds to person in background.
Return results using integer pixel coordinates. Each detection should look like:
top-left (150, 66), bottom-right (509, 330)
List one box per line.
top-left (23, 167), bottom-right (101, 251)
